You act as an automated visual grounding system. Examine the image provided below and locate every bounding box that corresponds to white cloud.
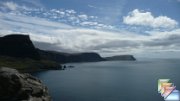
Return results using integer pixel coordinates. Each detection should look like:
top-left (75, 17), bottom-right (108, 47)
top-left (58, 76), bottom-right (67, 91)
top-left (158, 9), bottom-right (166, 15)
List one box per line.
top-left (78, 14), bottom-right (88, 20)
top-left (123, 9), bottom-right (178, 29)
top-left (89, 16), bottom-right (97, 19)
top-left (0, 1), bottom-right (110, 30)
top-left (2, 2), bottom-right (18, 11)
top-left (59, 11), bottom-right (65, 15)
top-left (80, 21), bottom-right (98, 26)
top-left (1, 1), bottom-right (41, 12)
top-left (79, 21), bottom-right (114, 29)
top-left (1, 13), bottom-right (72, 29)
top-left (65, 9), bottom-right (76, 14)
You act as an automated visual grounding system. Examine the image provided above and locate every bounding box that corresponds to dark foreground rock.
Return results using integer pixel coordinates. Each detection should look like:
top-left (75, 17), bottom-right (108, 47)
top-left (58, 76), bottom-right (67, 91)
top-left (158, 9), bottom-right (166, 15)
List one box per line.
top-left (0, 67), bottom-right (51, 101)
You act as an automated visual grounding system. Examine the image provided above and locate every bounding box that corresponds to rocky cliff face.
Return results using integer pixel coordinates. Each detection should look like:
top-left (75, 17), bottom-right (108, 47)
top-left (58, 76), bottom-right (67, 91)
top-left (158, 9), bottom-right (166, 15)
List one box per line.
top-left (0, 67), bottom-right (51, 101)
top-left (0, 34), bottom-right (40, 60)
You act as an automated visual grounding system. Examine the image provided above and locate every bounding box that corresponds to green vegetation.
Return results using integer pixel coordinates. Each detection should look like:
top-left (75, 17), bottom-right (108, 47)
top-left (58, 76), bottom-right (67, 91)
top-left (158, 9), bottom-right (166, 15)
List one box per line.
top-left (0, 56), bottom-right (61, 72)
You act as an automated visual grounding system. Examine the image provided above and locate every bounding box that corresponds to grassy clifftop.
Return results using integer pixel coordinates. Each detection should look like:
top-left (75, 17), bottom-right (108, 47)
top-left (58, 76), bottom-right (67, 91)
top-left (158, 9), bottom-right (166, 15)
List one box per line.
top-left (0, 56), bottom-right (61, 72)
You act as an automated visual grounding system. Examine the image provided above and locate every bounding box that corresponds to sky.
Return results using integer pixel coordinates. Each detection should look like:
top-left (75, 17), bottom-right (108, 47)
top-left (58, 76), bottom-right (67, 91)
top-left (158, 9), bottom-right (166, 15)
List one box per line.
top-left (0, 0), bottom-right (180, 58)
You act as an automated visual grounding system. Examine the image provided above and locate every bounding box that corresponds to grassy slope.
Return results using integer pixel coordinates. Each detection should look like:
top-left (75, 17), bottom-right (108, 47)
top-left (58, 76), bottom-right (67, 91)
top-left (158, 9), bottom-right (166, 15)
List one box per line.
top-left (0, 56), bottom-right (61, 72)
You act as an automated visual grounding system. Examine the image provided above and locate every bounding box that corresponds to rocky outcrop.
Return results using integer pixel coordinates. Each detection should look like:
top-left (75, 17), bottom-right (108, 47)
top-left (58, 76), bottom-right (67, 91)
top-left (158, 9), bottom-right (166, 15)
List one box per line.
top-left (0, 34), bottom-right (40, 60)
top-left (105, 55), bottom-right (136, 61)
top-left (0, 67), bottom-right (51, 101)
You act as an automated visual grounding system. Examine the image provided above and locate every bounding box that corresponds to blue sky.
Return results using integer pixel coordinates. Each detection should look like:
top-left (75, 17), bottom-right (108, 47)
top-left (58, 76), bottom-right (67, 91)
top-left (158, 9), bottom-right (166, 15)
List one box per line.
top-left (0, 0), bottom-right (180, 58)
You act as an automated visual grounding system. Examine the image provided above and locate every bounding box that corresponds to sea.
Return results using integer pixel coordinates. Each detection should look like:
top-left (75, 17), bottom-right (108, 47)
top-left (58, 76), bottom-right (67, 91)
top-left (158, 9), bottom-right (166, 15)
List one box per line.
top-left (32, 59), bottom-right (180, 101)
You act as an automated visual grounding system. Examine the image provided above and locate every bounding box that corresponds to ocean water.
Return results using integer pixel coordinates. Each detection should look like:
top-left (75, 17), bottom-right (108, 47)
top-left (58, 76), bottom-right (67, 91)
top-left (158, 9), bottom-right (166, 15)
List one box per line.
top-left (32, 59), bottom-right (180, 101)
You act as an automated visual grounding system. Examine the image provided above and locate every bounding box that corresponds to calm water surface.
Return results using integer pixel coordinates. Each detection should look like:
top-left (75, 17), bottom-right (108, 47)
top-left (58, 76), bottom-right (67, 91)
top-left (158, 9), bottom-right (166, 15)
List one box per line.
top-left (32, 59), bottom-right (180, 101)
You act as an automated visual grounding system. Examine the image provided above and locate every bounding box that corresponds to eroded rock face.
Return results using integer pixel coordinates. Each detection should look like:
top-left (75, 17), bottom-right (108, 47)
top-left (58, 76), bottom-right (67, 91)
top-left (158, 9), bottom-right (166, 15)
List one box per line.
top-left (0, 67), bottom-right (51, 101)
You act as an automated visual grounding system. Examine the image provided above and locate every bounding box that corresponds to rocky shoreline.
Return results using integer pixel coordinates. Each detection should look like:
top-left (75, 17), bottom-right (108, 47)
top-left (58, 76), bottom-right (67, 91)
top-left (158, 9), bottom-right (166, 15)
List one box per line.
top-left (0, 67), bottom-right (52, 101)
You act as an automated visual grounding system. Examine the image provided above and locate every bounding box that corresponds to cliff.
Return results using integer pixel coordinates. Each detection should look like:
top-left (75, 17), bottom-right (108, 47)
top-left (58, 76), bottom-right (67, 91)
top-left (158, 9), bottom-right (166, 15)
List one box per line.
top-left (38, 49), bottom-right (105, 63)
top-left (0, 67), bottom-right (51, 101)
top-left (105, 55), bottom-right (136, 61)
top-left (0, 34), bottom-right (62, 71)
top-left (0, 34), bottom-right (40, 60)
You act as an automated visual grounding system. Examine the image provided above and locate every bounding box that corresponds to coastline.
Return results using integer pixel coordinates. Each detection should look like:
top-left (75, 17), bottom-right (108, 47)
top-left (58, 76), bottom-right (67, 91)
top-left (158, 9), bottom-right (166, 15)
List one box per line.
top-left (0, 34), bottom-right (137, 101)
